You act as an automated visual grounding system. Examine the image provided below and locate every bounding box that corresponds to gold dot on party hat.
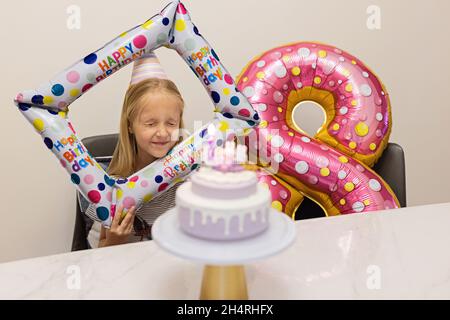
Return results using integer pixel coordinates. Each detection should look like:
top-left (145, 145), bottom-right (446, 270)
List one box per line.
top-left (333, 123), bottom-right (340, 131)
top-left (340, 198), bottom-right (346, 205)
top-left (349, 141), bottom-right (357, 149)
top-left (369, 143), bottom-right (377, 151)
top-left (314, 76), bottom-right (322, 84)
top-left (256, 71), bottom-right (265, 80)
top-left (318, 50), bottom-right (327, 58)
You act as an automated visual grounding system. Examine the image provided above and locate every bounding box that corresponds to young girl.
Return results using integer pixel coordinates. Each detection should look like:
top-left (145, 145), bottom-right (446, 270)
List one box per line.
top-left (83, 52), bottom-right (185, 248)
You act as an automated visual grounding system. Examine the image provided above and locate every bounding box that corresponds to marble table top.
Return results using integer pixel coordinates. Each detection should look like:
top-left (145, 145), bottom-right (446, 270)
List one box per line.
top-left (1, 202), bottom-right (449, 299)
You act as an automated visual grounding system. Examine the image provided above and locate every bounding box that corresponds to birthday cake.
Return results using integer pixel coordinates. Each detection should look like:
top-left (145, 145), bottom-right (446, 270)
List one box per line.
top-left (176, 141), bottom-right (271, 240)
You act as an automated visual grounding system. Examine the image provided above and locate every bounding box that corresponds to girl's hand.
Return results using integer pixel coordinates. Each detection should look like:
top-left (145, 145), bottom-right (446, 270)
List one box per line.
top-left (103, 205), bottom-right (136, 246)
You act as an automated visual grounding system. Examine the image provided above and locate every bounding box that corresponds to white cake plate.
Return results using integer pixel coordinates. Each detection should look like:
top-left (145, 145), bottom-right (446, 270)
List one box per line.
top-left (152, 208), bottom-right (297, 265)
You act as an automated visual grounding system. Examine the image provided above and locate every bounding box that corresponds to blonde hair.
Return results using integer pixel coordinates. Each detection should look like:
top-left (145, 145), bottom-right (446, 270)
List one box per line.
top-left (108, 78), bottom-right (185, 178)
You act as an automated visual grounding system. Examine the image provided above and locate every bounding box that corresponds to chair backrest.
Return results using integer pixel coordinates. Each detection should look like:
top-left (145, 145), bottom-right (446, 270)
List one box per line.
top-left (72, 135), bottom-right (406, 250)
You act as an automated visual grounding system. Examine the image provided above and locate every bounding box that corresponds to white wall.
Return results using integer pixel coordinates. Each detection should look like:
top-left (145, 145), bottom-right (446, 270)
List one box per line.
top-left (1, 0), bottom-right (449, 262)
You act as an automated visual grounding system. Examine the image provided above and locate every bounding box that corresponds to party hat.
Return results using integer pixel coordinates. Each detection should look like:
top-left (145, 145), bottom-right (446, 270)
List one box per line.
top-left (130, 51), bottom-right (168, 85)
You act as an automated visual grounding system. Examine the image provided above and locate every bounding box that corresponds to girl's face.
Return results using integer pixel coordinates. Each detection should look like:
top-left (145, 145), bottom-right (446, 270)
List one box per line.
top-left (130, 92), bottom-right (182, 164)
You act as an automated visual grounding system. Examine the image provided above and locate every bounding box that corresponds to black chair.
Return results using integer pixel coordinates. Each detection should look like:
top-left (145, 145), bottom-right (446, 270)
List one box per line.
top-left (72, 134), bottom-right (406, 250)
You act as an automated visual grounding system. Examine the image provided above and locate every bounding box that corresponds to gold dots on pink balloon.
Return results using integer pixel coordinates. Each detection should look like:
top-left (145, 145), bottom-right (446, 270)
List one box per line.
top-left (320, 168), bottom-right (330, 176)
top-left (291, 67), bottom-right (301, 76)
top-left (318, 50), bottom-right (327, 58)
top-left (345, 83), bottom-right (353, 92)
top-left (314, 76), bottom-right (322, 85)
top-left (355, 122), bottom-right (369, 137)
top-left (349, 141), bottom-right (357, 149)
top-left (339, 156), bottom-right (349, 163)
top-left (344, 182), bottom-right (355, 192)
top-left (369, 143), bottom-right (377, 151)
top-left (259, 120), bottom-right (268, 129)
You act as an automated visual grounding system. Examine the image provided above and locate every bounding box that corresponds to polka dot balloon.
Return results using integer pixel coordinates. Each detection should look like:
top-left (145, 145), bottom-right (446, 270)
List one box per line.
top-left (13, 0), bottom-right (259, 227)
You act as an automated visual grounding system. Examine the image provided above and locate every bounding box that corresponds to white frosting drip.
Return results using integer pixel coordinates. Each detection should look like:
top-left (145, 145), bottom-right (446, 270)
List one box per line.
top-left (184, 207), bottom-right (266, 236)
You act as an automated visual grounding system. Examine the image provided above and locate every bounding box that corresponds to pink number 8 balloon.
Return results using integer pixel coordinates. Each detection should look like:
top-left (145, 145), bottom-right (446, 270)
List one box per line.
top-left (237, 42), bottom-right (400, 216)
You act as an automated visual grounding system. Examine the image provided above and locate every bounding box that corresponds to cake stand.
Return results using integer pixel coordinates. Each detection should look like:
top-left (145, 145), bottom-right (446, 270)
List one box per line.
top-left (152, 208), bottom-right (296, 299)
